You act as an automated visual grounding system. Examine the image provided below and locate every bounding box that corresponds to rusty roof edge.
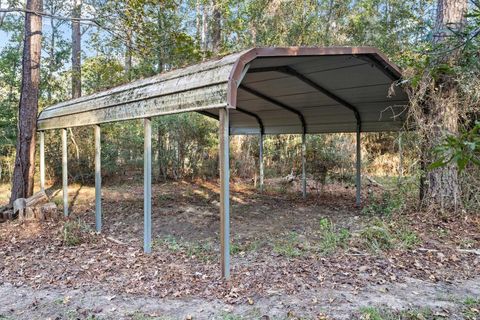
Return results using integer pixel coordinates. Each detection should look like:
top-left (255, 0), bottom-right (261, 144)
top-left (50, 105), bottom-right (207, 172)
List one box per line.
top-left (227, 46), bottom-right (403, 108)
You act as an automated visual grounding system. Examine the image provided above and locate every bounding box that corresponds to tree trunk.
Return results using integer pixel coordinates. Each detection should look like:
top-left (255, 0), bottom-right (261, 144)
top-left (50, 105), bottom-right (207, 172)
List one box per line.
top-left (125, 28), bottom-right (132, 80)
top-left (47, 16), bottom-right (55, 101)
top-left (71, 0), bottom-right (82, 99)
top-left (157, 126), bottom-right (166, 181)
top-left (10, 0), bottom-right (43, 204)
top-left (434, 0), bottom-right (467, 42)
top-left (201, 3), bottom-right (207, 57)
top-left (422, 0), bottom-right (467, 209)
top-left (211, 0), bottom-right (221, 54)
top-left (424, 84), bottom-right (461, 209)
top-left (195, 0), bottom-right (201, 44)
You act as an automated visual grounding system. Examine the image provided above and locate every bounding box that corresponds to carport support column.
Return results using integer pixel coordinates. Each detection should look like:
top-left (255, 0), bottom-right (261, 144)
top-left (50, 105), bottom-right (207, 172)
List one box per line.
top-left (219, 108), bottom-right (230, 279)
top-left (259, 133), bottom-right (264, 192)
top-left (94, 125), bottom-right (102, 232)
top-left (356, 123), bottom-right (361, 206)
top-left (39, 131), bottom-right (45, 192)
top-left (62, 128), bottom-right (68, 216)
top-left (144, 118), bottom-right (152, 254)
top-left (302, 133), bottom-right (306, 199)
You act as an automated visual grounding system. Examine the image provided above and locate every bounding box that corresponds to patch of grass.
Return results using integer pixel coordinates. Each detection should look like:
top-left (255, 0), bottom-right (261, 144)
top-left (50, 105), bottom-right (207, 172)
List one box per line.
top-left (130, 311), bottom-right (171, 320)
top-left (218, 308), bottom-right (262, 320)
top-left (66, 309), bottom-right (98, 320)
top-left (219, 313), bottom-right (244, 320)
top-left (435, 228), bottom-right (449, 239)
top-left (66, 309), bottom-right (80, 320)
top-left (359, 307), bottom-right (383, 320)
top-left (155, 235), bottom-right (214, 262)
top-left (230, 242), bottom-right (243, 255)
top-left (362, 191), bottom-right (402, 217)
top-left (358, 306), bottom-right (439, 320)
top-left (186, 242), bottom-right (213, 261)
top-left (394, 225), bottom-right (421, 249)
top-left (273, 231), bottom-right (303, 258)
top-left (359, 218), bottom-right (420, 252)
top-left (62, 219), bottom-right (92, 246)
top-left (230, 239), bottom-right (263, 255)
top-left (52, 197), bottom-right (63, 207)
top-left (463, 297), bottom-right (480, 320)
top-left (459, 237), bottom-right (476, 249)
top-left (161, 235), bottom-right (182, 252)
top-left (157, 194), bottom-right (174, 201)
top-left (318, 218), bottom-right (351, 255)
top-left (360, 221), bottom-right (394, 252)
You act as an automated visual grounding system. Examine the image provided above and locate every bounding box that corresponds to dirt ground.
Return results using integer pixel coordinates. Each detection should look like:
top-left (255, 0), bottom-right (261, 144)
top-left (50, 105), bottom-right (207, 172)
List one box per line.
top-left (1, 179), bottom-right (479, 319)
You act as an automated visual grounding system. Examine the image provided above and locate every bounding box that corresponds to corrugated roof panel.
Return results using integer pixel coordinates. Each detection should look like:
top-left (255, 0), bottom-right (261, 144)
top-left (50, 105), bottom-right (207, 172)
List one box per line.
top-left (37, 47), bottom-right (408, 134)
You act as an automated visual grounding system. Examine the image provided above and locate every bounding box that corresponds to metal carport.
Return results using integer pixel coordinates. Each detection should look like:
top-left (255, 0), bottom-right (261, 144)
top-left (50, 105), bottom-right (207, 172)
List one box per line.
top-left (36, 46), bottom-right (408, 279)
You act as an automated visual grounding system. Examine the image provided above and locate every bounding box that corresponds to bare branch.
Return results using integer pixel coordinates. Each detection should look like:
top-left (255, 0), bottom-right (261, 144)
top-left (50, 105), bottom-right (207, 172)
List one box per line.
top-left (0, 7), bottom-right (98, 25)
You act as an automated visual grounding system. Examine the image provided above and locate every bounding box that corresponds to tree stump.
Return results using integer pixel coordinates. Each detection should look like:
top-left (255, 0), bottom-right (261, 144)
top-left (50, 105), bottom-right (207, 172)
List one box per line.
top-left (11, 191), bottom-right (57, 222)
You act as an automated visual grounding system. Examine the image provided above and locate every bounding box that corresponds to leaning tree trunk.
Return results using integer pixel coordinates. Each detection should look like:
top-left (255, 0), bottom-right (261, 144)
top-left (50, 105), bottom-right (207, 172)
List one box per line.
top-left (420, 0), bottom-right (467, 209)
top-left (10, 0), bottom-right (43, 204)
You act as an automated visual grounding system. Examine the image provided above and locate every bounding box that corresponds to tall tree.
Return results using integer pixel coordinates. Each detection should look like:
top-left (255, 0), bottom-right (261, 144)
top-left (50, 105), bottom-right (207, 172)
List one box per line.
top-left (43, 0), bottom-right (69, 102)
top-left (210, 0), bottom-right (221, 54)
top-left (71, 0), bottom-right (81, 98)
top-left (419, 0), bottom-right (468, 208)
top-left (10, 0), bottom-right (43, 203)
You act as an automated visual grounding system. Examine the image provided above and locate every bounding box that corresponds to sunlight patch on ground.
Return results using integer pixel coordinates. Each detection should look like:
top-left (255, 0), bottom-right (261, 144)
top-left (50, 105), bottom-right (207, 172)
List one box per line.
top-left (0, 183), bottom-right (10, 204)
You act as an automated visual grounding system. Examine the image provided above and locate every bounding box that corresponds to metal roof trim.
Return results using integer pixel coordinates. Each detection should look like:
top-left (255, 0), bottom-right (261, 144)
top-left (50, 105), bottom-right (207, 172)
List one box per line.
top-left (227, 46), bottom-right (402, 108)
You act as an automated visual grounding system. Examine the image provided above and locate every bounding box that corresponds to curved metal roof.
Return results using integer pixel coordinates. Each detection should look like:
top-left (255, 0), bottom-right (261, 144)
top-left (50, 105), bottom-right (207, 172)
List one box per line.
top-left (37, 47), bottom-right (408, 134)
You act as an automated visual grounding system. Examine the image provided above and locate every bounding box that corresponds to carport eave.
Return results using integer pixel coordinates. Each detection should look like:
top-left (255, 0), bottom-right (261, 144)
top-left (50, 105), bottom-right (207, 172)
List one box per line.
top-left (36, 46), bottom-right (405, 132)
top-left (227, 46), bottom-right (403, 110)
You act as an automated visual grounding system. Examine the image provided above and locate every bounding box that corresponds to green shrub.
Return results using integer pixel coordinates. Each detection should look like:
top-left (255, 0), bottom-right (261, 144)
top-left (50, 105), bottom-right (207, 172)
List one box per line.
top-left (186, 242), bottom-right (213, 261)
top-left (360, 223), bottom-right (393, 251)
top-left (230, 239), bottom-right (262, 255)
top-left (161, 235), bottom-right (182, 252)
top-left (318, 218), bottom-right (351, 254)
top-left (359, 306), bottom-right (435, 320)
top-left (62, 219), bottom-right (92, 246)
top-left (394, 226), bottom-right (420, 249)
top-left (362, 191), bottom-right (402, 217)
top-left (360, 218), bottom-right (421, 252)
top-left (463, 297), bottom-right (480, 320)
top-left (273, 232), bottom-right (303, 258)
top-left (155, 235), bottom-right (214, 261)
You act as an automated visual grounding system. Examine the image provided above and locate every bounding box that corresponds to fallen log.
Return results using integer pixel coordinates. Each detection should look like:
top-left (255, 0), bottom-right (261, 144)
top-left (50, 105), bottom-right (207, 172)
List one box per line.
top-left (107, 236), bottom-right (126, 245)
top-left (25, 190), bottom-right (49, 207)
top-left (456, 248), bottom-right (480, 255)
top-left (11, 190), bottom-right (56, 222)
top-left (365, 175), bottom-right (385, 188)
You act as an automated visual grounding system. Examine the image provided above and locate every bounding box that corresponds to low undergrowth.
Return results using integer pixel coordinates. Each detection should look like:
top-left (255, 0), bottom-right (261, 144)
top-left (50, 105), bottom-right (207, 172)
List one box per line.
top-left (156, 235), bottom-right (214, 262)
top-left (362, 190), bottom-right (404, 217)
top-left (272, 218), bottom-right (352, 258)
top-left (359, 218), bottom-right (421, 252)
top-left (317, 217), bottom-right (351, 254)
top-left (273, 231), bottom-right (304, 258)
top-left (357, 306), bottom-right (438, 320)
top-left (61, 219), bottom-right (94, 246)
top-left (463, 297), bottom-right (480, 320)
